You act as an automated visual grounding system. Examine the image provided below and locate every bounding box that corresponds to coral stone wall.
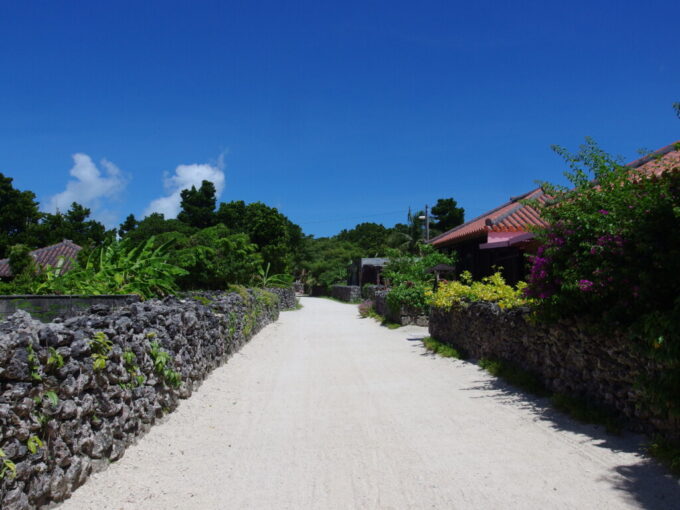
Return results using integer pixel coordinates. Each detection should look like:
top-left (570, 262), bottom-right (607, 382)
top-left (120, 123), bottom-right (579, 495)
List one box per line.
top-left (429, 303), bottom-right (678, 440)
top-left (0, 289), bottom-right (286, 510)
top-left (373, 290), bottom-right (428, 326)
top-left (265, 287), bottom-right (297, 310)
top-left (330, 285), bottom-right (361, 303)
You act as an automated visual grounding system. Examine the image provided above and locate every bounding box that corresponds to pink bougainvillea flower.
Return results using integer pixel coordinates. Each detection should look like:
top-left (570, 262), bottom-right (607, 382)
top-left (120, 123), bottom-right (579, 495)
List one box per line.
top-left (578, 279), bottom-right (594, 291)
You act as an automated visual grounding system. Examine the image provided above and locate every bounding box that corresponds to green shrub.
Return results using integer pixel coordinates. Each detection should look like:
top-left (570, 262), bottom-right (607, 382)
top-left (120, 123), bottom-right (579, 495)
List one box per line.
top-left (34, 236), bottom-right (187, 299)
top-left (428, 271), bottom-right (529, 310)
top-left (383, 245), bottom-right (455, 313)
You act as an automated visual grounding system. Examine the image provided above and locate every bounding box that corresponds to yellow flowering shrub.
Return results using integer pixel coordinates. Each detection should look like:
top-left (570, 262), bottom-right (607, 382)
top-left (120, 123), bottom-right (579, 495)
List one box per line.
top-left (427, 271), bottom-right (529, 310)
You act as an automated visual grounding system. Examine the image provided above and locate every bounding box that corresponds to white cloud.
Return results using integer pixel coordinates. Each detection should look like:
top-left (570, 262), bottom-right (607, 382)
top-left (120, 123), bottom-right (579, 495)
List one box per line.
top-left (144, 157), bottom-right (225, 218)
top-left (47, 153), bottom-right (128, 225)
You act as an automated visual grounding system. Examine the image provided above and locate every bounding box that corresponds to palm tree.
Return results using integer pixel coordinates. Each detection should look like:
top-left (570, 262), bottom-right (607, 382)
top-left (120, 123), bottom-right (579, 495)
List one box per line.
top-left (387, 208), bottom-right (425, 253)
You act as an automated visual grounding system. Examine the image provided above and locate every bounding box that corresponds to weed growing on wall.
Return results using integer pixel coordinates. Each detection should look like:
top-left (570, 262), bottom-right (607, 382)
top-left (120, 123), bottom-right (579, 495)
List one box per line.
top-left (149, 341), bottom-right (182, 388)
top-left (89, 332), bottom-right (113, 371)
top-left (0, 448), bottom-right (16, 480)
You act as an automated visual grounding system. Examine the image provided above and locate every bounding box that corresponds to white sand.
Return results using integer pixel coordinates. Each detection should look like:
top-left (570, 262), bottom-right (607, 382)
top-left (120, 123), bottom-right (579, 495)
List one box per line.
top-left (57, 297), bottom-right (679, 509)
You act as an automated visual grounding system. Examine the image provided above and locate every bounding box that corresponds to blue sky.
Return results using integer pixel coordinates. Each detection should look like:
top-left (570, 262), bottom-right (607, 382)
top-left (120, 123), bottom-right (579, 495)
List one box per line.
top-left (1, 1), bottom-right (678, 236)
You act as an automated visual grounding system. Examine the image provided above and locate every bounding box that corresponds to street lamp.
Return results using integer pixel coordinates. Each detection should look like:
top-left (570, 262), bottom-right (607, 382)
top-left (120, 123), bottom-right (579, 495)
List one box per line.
top-left (418, 205), bottom-right (430, 241)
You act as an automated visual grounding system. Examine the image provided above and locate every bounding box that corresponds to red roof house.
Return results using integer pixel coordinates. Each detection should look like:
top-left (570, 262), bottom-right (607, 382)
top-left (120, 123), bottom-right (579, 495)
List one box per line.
top-left (0, 239), bottom-right (82, 279)
top-left (429, 141), bottom-right (680, 283)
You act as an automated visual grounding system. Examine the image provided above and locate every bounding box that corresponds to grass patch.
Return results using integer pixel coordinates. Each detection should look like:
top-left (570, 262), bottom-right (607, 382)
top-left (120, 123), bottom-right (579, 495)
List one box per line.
top-left (358, 301), bottom-right (402, 329)
top-left (478, 358), bottom-right (550, 397)
top-left (551, 393), bottom-right (622, 435)
top-left (294, 300), bottom-right (303, 310)
top-left (647, 435), bottom-right (680, 476)
top-left (422, 337), bottom-right (461, 358)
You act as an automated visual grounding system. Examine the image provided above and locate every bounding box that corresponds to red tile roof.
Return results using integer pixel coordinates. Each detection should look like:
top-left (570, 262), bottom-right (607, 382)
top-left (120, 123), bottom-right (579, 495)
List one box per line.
top-left (627, 140), bottom-right (680, 176)
top-left (430, 140), bottom-right (680, 249)
top-left (430, 188), bottom-right (549, 247)
top-left (0, 240), bottom-right (82, 278)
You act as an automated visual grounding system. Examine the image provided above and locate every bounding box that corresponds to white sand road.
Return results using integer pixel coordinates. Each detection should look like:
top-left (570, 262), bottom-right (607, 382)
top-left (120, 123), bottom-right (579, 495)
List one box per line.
top-left (57, 297), bottom-right (679, 510)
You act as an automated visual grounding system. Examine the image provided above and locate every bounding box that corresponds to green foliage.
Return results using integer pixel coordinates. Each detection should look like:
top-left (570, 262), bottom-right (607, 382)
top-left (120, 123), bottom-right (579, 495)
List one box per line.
top-left (26, 435), bottom-right (44, 454)
top-left (166, 226), bottom-right (263, 289)
top-left (123, 213), bottom-right (197, 244)
top-left (357, 300), bottom-right (401, 328)
top-left (8, 244), bottom-right (35, 277)
top-left (177, 180), bottom-right (218, 229)
top-left (422, 337), bottom-right (461, 358)
top-left (387, 209), bottom-right (425, 253)
top-left (216, 200), bottom-right (304, 275)
top-left (0, 448), bottom-right (17, 479)
top-left (648, 435), bottom-right (680, 476)
top-left (525, 138), bottom-right (680, 420)
top-left (33, 202), bottom-right (112, 248)
top-left (429, 271), bottom-right (529, 310)
top-left (255, 262), bottom-right (294, 288)
top-left (26, 343), bottom-right (42, 381)
top-left (47, 347), bottom-right (64, 370)
top-left (118, 213), bottom-right (138, 238)
top-left (0, 172), bottom-right (42, 259)
top-left (336, 222), bottom-right (390, 256)
top-left (302, 238), bottom-right (362, 292)
top-left (90, 332), bottom-right (113, 371)
top-left (35, 236), bottom-right (187, 298)
top-left (149, 341), bottom-right (182, 388)
top-left (383, 244), bottom-right (455, 313)
top-left (44, 390), bottom-right (59, 407)
top-left (121, 350), bottom-right (145, 388)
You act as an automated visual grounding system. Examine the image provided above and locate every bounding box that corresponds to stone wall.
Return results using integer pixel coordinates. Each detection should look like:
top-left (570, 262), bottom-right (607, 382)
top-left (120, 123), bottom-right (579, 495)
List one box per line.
top-left (360, 285), bottom-right (386, 301)
top-left (429, 302), bottom-right (677, 439)
top-left (265, 287), bottom-right (297, 310)
top-left (0, 296), bottom-right (141, 323)
top-left (0, 288), bottom-right (286, 510)
top-left (330, 285), bottom-right (361, 303)
top-left (373, 290), bottom-right (428, 326)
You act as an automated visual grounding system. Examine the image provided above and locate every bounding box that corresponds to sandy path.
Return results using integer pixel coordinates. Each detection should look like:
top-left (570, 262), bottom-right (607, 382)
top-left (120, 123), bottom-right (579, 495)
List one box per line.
top-left (57, 297), bottom-right (678, 510)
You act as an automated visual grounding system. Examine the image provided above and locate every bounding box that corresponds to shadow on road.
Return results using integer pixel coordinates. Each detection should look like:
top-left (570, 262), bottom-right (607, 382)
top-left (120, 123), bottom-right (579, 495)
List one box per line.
top-left (458, 372), bottom-right (680, 510)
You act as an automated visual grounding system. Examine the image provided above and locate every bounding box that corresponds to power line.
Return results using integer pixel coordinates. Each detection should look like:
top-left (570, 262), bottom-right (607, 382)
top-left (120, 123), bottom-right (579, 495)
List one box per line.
top-left (297, 209), bottom-right (406, 225)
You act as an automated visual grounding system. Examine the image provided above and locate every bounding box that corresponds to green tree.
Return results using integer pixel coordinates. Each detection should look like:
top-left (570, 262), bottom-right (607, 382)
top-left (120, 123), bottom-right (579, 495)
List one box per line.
top-left (126, 213), bottom-right (197, 244)
top-left (32, 203), bottom-right (112, 248)
top-left (118, 214), bottom-right (138, 237)
top-left (216, 201), bottom-right (304, 274)
top-left (387, 209), bottom-right (424, 253)
top-left (336, 222), bottom-right (389, 256)
top-left (301, 238), bottom-right (362, 292)
top-left (0, 172), bottom-right (42, 258)
top-left (158, 225), bottom-right (263, 289)
top-left (430, 198), bottom-right (465, 234)
top-left (177, 180), bottom-right (217, 229)
top-left (674, 102), bottom-right (679, 119)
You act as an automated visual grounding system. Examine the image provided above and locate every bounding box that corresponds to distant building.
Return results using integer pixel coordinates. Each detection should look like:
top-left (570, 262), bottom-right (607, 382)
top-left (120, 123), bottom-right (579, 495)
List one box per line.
top-left (0, 239), bottom-right (82, 280)
top-left (348, 257), bottom-right (389, 287)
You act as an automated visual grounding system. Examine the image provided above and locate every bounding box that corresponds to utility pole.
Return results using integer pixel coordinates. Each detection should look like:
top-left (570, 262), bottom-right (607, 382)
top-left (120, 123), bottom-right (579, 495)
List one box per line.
top-left (424, 204), bottom-right (430, 241)
top-left (419, 205), bottom-right (430, 241)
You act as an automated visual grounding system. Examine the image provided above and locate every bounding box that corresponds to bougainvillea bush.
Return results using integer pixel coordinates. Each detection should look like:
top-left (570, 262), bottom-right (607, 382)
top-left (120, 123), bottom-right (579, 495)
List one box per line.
top-left (526, 138), bottom-right (680, 417)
